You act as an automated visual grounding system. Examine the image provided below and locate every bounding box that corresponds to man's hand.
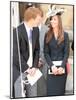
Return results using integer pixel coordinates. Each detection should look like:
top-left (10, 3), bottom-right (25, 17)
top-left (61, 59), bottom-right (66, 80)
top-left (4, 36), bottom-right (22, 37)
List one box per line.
top-left (30, 68), bottom-right (37, 76)
top-left (25, 67), bottom-right (37, 76)
top-left (25, 68), bottom-right (32, 75)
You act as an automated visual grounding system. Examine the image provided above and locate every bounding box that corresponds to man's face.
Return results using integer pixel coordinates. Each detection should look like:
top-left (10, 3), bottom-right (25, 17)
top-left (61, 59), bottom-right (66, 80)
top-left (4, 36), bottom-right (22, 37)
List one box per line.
top-left (33, 15), bottom-right (43, 27)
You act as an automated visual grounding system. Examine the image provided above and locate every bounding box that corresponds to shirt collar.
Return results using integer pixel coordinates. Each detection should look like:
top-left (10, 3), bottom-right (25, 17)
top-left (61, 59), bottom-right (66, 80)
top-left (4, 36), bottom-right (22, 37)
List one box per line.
top-left (24, 21), bottom-right (33, 32)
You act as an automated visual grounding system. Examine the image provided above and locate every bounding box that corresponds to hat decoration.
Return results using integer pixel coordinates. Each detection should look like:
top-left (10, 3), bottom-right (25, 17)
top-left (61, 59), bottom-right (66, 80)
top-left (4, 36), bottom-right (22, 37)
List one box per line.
top-left (46, 5), bottom-right (64, 18)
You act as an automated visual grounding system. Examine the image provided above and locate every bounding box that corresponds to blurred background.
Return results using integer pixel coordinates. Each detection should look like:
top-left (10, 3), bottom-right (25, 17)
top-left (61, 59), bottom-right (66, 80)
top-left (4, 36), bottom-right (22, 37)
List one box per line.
top-left (11, 1), bottom-right (74, 95)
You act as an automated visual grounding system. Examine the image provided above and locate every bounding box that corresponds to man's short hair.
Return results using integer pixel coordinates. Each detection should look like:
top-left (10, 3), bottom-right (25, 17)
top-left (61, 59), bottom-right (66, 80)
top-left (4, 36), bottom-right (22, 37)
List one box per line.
top-left (24, 7), bottom-right (43, 21)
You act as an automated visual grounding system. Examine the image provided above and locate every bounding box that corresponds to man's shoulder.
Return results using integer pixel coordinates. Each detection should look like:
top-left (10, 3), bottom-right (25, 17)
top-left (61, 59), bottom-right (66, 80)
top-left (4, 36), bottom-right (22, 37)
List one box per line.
top-left (17, 22), bottom-right (24, 29)
top-left (13, 22), bottom-right (25, 36)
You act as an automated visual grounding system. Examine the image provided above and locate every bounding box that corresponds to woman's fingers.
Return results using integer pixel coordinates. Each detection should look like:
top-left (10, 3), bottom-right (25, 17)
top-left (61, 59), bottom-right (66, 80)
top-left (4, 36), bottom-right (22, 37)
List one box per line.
top-left (57, 67), bottom-right (65, 75)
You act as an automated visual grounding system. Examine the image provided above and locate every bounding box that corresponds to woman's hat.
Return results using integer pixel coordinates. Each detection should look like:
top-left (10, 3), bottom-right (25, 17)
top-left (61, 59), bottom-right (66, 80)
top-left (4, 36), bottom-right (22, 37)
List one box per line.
top-left (46, 5), bottom-right (64, 18)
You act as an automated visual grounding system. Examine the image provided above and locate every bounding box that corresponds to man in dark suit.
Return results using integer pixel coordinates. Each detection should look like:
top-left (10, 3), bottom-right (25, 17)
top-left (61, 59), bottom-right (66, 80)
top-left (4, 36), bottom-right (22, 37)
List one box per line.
top-left (12, 7), bottom-right (43, 98)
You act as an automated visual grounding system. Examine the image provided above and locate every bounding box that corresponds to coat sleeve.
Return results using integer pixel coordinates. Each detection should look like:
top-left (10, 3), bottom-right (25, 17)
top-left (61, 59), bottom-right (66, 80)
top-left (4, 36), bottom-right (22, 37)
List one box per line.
top-left (44, 34), bottom-right (54, 68)
top-left (61, 32), bottom-right (70, 68)
top-left (13, 28), bottom-right (29, 73)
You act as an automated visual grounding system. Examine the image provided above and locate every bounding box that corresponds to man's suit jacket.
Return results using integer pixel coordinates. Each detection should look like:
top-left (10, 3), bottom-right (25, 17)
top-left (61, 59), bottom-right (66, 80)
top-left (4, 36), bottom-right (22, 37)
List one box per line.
top-left (13, 23), bottom-right (40, 83)
top-left (44, 32), bottom-right (69, 70)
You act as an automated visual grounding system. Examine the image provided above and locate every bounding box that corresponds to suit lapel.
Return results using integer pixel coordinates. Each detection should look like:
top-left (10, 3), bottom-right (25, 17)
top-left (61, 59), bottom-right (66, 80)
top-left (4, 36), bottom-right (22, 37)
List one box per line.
top-left (32, 27), bottom-right (38, 52)
top-left (21, 24), bottom-right (38, 52)
top-left (32, 29), bottom-right (35, 52)
top-left (21, 23), bottom-right (29, 44)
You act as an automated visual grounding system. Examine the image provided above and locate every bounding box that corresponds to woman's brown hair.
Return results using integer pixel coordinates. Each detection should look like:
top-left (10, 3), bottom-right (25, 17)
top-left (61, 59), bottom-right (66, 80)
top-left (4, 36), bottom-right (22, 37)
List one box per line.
top-left (24, 7), bottom-right (43, 21)
top-left (46, 15), bottom-right (64, 44)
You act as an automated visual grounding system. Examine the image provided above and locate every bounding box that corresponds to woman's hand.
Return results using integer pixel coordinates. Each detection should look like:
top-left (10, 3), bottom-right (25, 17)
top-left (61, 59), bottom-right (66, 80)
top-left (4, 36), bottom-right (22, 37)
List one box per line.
top-left (57, 67), bottom-right (65, 75)
top-left (51, 65), bottom-right (58, 75)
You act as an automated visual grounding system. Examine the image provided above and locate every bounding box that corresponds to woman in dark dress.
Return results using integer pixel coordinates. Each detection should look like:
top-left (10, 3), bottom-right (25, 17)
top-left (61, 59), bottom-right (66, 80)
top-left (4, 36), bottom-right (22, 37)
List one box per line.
top-left (44, 8), bottom-right (69, 96)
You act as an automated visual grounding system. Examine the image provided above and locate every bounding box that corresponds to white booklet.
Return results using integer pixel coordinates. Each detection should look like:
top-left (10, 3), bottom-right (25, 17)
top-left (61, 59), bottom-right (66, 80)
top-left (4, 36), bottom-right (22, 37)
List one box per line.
top-left (27, 69), bottom-right (42, 86)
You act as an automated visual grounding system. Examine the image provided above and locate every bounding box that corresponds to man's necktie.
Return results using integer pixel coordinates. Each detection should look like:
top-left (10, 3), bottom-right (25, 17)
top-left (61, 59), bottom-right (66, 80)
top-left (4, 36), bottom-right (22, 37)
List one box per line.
top-left (29, 29), bottom-right (32, 42)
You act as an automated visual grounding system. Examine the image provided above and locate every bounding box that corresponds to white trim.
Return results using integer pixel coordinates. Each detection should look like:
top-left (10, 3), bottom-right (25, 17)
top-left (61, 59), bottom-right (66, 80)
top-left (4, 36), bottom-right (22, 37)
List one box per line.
top-left (52, 61), bottom-right (62, 66)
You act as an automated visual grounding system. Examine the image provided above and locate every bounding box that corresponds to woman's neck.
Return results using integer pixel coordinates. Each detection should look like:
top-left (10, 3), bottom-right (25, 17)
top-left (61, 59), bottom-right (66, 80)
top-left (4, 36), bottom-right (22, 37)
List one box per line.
top-left (53, 28), bottom-right (58, 39)
top-left (53, 28), bottom-right (58, 34)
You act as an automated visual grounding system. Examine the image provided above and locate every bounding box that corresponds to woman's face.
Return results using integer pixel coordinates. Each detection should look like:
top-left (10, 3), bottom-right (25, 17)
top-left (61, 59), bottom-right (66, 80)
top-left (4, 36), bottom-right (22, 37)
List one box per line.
top-left (50, 15), bottom-right (59, 28)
